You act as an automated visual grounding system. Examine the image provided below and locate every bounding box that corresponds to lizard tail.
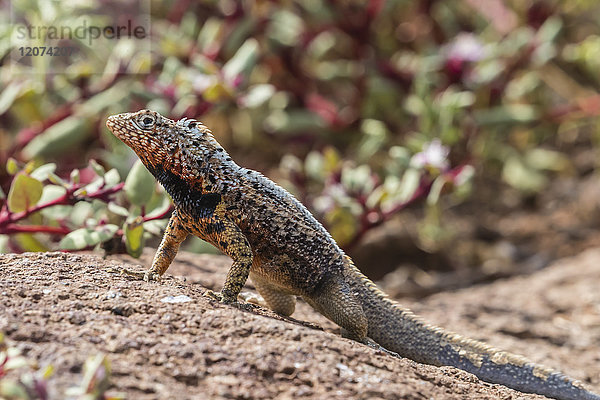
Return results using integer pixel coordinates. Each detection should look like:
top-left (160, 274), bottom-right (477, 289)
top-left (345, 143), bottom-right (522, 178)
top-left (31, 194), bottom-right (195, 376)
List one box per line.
top-left (343, 262), bottom-right (600, 400)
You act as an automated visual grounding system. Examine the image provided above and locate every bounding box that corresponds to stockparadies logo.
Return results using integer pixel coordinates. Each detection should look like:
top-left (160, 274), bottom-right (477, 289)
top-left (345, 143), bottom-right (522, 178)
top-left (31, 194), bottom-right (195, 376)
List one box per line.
top-left (10, 0), bottom-right (151, 74)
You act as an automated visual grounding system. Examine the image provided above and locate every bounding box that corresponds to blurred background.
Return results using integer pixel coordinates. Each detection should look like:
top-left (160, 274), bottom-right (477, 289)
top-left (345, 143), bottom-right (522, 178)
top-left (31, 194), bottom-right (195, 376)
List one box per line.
top-left (1, 0), bottom-right (599, 297)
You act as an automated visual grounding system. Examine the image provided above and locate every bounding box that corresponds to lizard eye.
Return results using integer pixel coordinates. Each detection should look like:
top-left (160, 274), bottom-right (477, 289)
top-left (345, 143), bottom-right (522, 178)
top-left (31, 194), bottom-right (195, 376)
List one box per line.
top-left (137, 114), bottom-right (156, 129)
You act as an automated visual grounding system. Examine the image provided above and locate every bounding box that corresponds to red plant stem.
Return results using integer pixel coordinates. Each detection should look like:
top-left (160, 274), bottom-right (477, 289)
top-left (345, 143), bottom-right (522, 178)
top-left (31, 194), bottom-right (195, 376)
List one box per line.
top-left (10, 72), bottom-right (124, 156)
top-left (114, 205), bottom-right (173, 237)
top-left (3, 190), bottom-right (77, 226)
top-left (0, 182), bottom-right (125, 234)
top-left (142, 206), bottom-right (173, 222)
top-left (2, 224), bottom-right (71, 235)
top-left (344, 165), bottom-right (468, 251)
top-left (11, 104), bottom-right (73, 153)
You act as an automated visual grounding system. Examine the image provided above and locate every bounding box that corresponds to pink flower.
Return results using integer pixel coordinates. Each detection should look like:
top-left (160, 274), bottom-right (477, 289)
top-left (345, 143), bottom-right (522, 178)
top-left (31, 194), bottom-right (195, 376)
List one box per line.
top-left (411, 139), bottom-right (449, 171)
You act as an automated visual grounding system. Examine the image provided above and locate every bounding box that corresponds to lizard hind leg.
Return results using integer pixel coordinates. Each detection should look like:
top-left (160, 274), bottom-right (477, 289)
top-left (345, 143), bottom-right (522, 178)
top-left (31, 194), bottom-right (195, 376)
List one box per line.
top-left (250, 273), bottom-right (296, 316)
top-left (304, 275), bottom-right (368, 341)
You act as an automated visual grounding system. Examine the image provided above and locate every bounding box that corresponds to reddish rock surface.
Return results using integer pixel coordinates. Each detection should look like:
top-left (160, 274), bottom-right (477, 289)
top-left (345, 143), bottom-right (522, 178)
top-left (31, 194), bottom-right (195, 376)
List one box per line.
top-left (1, 248), bottom-right (599, 399)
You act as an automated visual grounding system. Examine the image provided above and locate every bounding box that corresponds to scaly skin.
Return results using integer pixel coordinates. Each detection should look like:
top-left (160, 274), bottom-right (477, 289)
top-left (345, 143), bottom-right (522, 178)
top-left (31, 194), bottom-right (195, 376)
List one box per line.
top-left (106, 109), bottom-right (599, 400)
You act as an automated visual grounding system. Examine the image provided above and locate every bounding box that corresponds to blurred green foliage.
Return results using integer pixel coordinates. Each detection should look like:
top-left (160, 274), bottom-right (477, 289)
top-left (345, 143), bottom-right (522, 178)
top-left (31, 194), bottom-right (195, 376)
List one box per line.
top-left (0, 333), bottom-right (121, 399)
top-left (0, 0), bottom-right (599, 254)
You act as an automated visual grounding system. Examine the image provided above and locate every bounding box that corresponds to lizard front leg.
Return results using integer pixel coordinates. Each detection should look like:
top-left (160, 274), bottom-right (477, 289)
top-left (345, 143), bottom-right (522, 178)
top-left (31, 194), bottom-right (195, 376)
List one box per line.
top-left (115, 210), bottom-right (188, 281)
top-left (143, 209), bottom-right (189, 281)
top-left (198, 211), bottom-right (253, 303)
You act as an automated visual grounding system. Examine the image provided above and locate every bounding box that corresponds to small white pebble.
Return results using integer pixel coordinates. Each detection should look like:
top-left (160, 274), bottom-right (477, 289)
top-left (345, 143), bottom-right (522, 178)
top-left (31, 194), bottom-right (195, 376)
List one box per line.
top-left (42, 289), bottom-right (52, 294)
top-left (105, 290), bottom-right (121, 299)
top-left (160, 295), bottom-right (192, 304)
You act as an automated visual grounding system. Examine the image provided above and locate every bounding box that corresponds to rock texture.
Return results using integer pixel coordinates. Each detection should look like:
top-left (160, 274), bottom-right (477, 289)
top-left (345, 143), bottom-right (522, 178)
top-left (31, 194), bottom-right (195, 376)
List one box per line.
top-left (1, 248), bottom-right (599, 399)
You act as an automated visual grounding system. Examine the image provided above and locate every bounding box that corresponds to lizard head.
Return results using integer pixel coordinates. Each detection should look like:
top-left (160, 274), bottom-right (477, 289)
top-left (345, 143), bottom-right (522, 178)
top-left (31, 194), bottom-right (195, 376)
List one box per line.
top-left (106, 109), bottom-right (229, 185)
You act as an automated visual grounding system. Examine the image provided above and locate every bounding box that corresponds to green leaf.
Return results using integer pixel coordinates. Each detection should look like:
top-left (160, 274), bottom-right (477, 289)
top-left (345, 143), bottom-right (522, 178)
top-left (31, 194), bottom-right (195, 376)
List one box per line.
top-left (203, 81), bottom-right (233, 103)
top-left (103, 168), bottom-right (121, 187)
top-left (59, 224), bottom-right (119, 250)
top-left (358, 119), bottom-right (388, 162)
top-left (145, 194), bottom-right (171, 218)
top-left (15, 233), bottom-right (48, 252)
top-left (77, 80), bottom-right (131, 116)
top-left (23, 116), bottom-right (93, 159)
top-left (0, 82), bottom-right (24, 115)
top-left (366, 185), bottom-right (386, 209)
top-left (107, 202), bottom-right (130, 217)
top-left (197, 18), bottom-right (223, 52)
top-left (67, 202), bottom-right (93, 227)
top-left (39, 185), bottom-right (67, 204)
top-left (525, 148), bottom-right (570, 172)
top-left (41, 364), bottom-right (54, 379)
top-left (48, 172), bottom-right (67, 186)
top-left (70, 169), bottom-right (80, 184)
top-left (75, 177), bottom-right (104, 197)
top-left (325, 206), bottom-right (358, 246)
top-left (304, 151), bottom-right (325, 181)
top-left (4, 353), bottom-right (28, 369)
top-left (222, 38), bottom-right (259, 83)
top-left (24, 160), bottom-right (36, 174)
top-left (307, 31), bottom-right (336, 59)
top-left (124, 160), bottom-right (156, 206)
top-left (264, 109), bottom-right (325, 134)
top-left (30, 163), bottom-right (57, 181)
top-left (239, 84), bottom-right (275, 108)
top-left (89, 159), bottom-right (105, 177)
top-left (397, 168), bottom-right (421, 204)
top-left (124, 217), bottom-right (145, 258)
top-left (474, 105), bottom-right (539, 125)
top-left (267, 9), bottom-right (304, 47)
top-left (65, 354), bottom-right (111, 397)
top-left (0, 235), bottom-right (8, 253)
top-left (6, 157), bottom-right (18, 175)
top-left (39, 185), bottom-right (68, 220)
top-left (341, 165), bottom-right (373, 194)
top-left (538, 16), bottom-right (562, 43)
top-left (0, 378), bottom-right (29, 399)
top-left (427, 175), bottom-right (447, 205)
top-left (502, 156), bottom-right (547, 193)
top-left (7, 173), bottom-right (43, 212)
top-left (144, 219), bottom-right (168, 236)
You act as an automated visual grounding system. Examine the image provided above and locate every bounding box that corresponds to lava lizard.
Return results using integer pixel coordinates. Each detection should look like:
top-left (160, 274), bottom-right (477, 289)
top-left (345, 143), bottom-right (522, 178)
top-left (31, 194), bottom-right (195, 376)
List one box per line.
top-left (106, 109), bottom-right (599, 400)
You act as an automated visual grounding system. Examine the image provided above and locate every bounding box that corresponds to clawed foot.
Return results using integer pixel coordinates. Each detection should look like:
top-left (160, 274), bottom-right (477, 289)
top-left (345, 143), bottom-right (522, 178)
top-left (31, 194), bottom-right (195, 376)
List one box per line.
top-left (204, 289), bottom-right (259, 312)
top-left (204, 288), bottom-right (237, 303)
top-left (361, 337), bottom-right (400, 358)
top-left (142, 270), bottom-right (161, 282)
top-left (110, 266), bottom-right (161, 282)
top-left (204, 289), bottom-right (226, 302)
top-left (340, 328), bottom-right (400, 358)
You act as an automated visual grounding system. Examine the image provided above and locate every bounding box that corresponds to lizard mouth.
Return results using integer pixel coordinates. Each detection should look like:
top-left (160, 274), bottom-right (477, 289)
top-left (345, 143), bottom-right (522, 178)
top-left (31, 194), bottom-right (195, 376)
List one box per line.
top-left (106, 112), bottom-right (136, 142)
top-left (106, 113), bottom-right (127, 131)
top-left (105, 111), bottom-right (169, 170)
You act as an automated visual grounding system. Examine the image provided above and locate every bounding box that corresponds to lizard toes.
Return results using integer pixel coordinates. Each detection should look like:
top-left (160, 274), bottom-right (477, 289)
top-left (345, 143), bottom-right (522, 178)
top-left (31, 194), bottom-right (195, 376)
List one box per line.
top-left (219, 289), bottom-right (239, 304)
top-left (361, 337), bottom-right (400, 358)
top-left (204, 289), bottom-right (224, 302)
top-left (204, 290), bottom-right (257, 311)
top-left (231, 302), bottom-right (259, 312)
top-left (110, 266), bottom-right (146, 280)
top-left (143, 271), bottom-right (162, 282)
